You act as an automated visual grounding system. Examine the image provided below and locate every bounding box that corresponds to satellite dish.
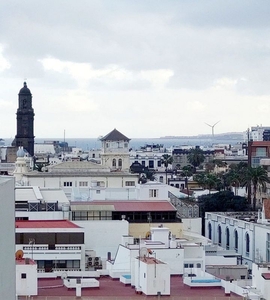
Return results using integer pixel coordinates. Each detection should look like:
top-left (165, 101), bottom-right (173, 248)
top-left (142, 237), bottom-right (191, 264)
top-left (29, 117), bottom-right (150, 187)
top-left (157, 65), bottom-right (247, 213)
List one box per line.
top-left (15, 249), bottom-right (24, 260)
top-left (61, 272), bottom-right (68, 280)
top-left (139, 247), bottom-right (148, 258)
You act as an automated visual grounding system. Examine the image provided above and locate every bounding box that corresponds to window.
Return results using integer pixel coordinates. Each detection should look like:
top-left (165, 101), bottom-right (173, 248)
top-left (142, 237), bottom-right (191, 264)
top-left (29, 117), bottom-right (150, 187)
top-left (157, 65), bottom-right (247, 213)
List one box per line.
top-left (63, 182), bottom-right (72, 187)
top-left (118, 159), bottom-right (122, 167)
top-left (267, 233), bottom-right (270, 262)
top-left (256, 147), bottom-right (267, 157)
top-left (112, 159), bottom-right (116, 167)
top-left (246, 233), bottom-right (250, 255)
top-left (21, 273), bottom-right (27, 279)
top-left (194, 205), bottom-right (199, 217)
top-left (158, 160), bottom-right (161, 167)
top-left (159, 176), bottom-right (164, 183)
top-left (96, 190), bottom-right (100, 194)
top-left (218, 225), bottom-right (222, 246)
top-left (184, 263), bottom-right (189, 268)
top-left (79, 181), bottom-right (88, 187)
top-left (226, 227), bottom-right (230, 250)
top-left (142, 161), bottom-right (145, 166)
top-left (208, 223), bottom-right (212, 240)
top-left (149, 160), bottom-right (154, 168)
top-left (92, 153), bottom-right (95, 158)
top-left (124, 143), bottom-right (128, 148)
top-left (125, 181), bottom-right (135, 186)
top-left (188, 206), bottom-right (192, 217)
top-left (149, 189), bottom-right (158, 198)
top-left (96, 181), bottom-right (104, 187)
top-left (234, 230), bottom-right (238, 252)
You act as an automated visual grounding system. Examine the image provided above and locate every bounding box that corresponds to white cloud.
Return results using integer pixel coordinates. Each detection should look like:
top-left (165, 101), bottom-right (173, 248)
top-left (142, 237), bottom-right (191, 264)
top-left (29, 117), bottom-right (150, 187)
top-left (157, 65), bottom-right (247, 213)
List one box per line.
top-left (186, 100), bottom-right (205, 111)
top-left (140, 69), bottom-right (174, 88)
top-left (0, 45), bottom-right (10, 72)
top-left (1, 2), bottom-right (270, 138)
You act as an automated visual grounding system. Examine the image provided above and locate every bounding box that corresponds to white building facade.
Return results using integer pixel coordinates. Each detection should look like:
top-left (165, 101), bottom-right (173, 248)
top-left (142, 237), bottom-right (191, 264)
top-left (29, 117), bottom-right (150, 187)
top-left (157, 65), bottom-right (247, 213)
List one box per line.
top-left (0, 176), bottom-right (16, 300)
top-left (205, 211), bottom-right (270, 270)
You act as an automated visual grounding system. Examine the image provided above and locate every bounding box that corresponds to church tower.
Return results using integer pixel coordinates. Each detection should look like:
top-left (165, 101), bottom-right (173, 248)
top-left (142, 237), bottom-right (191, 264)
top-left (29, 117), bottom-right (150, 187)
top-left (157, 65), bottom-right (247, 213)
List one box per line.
top-left (12, 82), bottom-right (35, 156)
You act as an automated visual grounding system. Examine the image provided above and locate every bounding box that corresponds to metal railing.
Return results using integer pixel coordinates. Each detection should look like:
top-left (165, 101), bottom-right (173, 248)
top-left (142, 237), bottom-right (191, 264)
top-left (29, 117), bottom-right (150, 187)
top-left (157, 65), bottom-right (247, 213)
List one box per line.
top-left (18, 297), bottom-right (242, 300)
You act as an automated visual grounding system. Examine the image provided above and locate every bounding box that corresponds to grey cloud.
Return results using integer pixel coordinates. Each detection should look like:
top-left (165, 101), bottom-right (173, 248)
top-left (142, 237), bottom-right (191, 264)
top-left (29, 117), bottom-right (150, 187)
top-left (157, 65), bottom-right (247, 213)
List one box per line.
top-left (1, 0), bottom-right (270, 95)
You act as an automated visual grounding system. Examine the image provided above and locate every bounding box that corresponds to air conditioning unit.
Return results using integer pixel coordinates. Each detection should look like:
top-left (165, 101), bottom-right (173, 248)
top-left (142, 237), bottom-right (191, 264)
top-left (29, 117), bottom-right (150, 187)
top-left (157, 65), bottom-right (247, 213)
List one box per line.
top-left (94, 261), bottom-right (100, 266)
top-left (94, 257), bottom-right (100, 262)
top-left (88, 257), bottom-right (93, 262)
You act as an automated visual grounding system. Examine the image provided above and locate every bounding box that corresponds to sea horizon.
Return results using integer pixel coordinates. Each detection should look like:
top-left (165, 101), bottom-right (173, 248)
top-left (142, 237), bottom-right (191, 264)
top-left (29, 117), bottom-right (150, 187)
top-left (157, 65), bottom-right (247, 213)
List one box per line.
top-left (2, 135), bottom-right (245, 151)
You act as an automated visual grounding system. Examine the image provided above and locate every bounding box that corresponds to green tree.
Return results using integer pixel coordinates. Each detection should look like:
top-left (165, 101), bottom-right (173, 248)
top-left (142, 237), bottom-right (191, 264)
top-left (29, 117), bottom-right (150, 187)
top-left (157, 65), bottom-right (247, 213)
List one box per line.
top-left (144, 167), bottom-right (156, 181)
top-left (242, 166), bottom-right (270, 210)
top-left (194, 172), bottom-right (221, 193)
top-left (161, 154), bottom-right (173, 184)
top-left (198, 190), bottom-right (249, 235)
top-left (181, 165), bottom-right (193, 199)
top-left (225, 169), bottom-right (242, 196)
top-left (187, 147), bottom-right (205, 172)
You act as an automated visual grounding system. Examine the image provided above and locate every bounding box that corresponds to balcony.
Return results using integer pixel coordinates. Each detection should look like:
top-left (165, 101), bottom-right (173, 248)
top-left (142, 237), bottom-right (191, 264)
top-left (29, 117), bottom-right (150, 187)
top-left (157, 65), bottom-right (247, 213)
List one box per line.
top-left (19, 244), bottom-right (82, 260)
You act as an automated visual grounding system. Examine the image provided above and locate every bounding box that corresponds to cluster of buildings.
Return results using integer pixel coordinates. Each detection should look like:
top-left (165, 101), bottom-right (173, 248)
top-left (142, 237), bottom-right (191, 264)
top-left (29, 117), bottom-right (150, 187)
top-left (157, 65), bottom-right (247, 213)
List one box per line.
top-left (3, 83), bottom-right (270, 299)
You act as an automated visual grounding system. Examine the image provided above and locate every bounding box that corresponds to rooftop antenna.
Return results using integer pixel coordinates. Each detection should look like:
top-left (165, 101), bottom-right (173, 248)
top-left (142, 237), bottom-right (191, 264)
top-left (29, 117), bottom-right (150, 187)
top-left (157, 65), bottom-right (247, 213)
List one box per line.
top-left (205, 121), bottom-right (220, 139)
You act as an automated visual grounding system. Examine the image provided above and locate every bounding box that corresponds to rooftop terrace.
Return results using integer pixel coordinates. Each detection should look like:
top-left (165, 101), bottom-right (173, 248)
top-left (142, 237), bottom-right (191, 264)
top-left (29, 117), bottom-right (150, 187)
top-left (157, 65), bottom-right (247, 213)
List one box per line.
top-left (21, 275), bottom-right (241, 299)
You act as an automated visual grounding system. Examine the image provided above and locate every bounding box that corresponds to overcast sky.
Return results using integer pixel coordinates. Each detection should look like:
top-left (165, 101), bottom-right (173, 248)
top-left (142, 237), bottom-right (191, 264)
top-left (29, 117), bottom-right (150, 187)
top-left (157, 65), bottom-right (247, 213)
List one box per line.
top-left (0, 1), bottom-right (270, 139)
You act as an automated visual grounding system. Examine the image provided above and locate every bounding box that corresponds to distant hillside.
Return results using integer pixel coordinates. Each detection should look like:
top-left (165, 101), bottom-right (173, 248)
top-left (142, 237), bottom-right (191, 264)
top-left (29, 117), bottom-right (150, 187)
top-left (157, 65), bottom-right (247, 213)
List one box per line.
top-left (161, 132), bottom-right (244, 140)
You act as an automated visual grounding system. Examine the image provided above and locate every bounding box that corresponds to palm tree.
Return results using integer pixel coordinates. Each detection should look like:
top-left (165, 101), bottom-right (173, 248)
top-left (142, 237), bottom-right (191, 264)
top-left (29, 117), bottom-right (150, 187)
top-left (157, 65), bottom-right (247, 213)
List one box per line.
top-left (242, 166), bottom-right (270, 210)
top-left (225, 169), bottom-right (242, 196)
top-left (188, 147), bottom-right (205, 172)
top-left (181, 165), bottom-right (193, 199)
top-left (194, 172), bottom-right (221, 193)
top-left (161, 154), bottom-right (173, 184)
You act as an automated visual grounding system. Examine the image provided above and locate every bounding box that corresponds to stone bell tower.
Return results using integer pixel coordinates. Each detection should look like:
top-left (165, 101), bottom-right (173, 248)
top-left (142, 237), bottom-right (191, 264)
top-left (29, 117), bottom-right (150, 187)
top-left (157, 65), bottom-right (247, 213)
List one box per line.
top-left (12, 82), bottom-right (35, 156)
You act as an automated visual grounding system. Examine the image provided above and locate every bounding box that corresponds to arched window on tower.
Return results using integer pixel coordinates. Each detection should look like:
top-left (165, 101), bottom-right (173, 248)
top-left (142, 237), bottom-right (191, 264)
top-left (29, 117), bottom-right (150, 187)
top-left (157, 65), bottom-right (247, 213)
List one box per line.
top-left (118, 159), bottom-right (122, 168)
top-left (234, 230), bottom-right (238, 252)
top-left (226, 227), bottom-right (230, 250)
top-left (208, 222), bottom-right (212, 240)
top-left (246, 232), bottom-right (250, 256)
top-left (112, 159), bottom-right (116, 167)
top-left (218, 225), bottom-right (222, 246)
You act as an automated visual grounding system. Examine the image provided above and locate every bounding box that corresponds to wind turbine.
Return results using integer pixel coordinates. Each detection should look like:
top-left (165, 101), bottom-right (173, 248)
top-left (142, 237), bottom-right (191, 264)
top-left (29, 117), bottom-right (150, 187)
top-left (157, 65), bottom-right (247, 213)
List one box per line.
top-left (205, 121), bottom-right (220, 139)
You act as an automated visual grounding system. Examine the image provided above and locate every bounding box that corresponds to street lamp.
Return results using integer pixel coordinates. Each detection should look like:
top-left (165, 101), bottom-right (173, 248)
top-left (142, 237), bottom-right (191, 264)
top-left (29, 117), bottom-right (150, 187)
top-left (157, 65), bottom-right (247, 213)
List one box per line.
top-left (29, 238), bottom-right (35, 260)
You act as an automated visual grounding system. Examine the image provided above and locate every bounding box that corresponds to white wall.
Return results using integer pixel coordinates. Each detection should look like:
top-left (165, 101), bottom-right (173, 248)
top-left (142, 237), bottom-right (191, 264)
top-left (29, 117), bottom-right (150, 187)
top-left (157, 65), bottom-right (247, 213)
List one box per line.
top-left (205, 256), bottom-right (237, 266)
top-left (137, 259), bottom-right (170, 295)
top-left (182, 218), bottom-right (202, 234)
top-left (138, 182), bottom-right (170, 200)
top-left (74, 220), bottom-right (129, 259)
top-left (252, 263), bottom-right (270, 300)
top-left (254, 225), bottom-right (269, 263)
top-left (15, 211), bottom-right (65, 220)
top-left (16, 263), bottom-right (37, 296)
top-left (205, 212), bottom-right (255, 268)
top-left (0, 176), bottom-right (16, 300)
